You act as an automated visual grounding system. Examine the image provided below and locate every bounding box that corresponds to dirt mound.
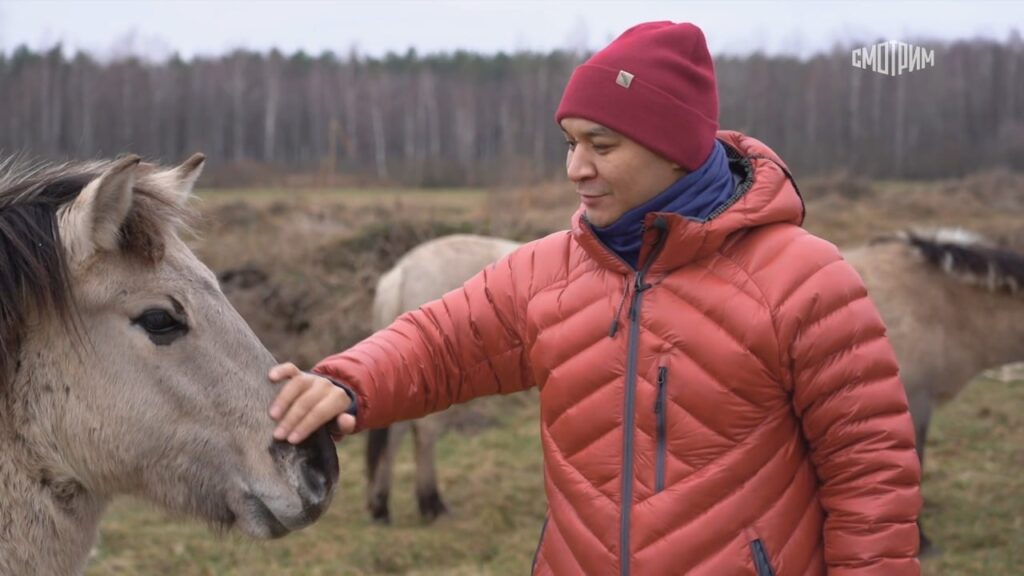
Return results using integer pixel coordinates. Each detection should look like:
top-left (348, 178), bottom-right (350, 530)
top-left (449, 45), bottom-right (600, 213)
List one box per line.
top-left (199, 198), bottom-right (494, 367)
top-left (319, 219), bottom-right (478, 275)
top-left (193, 184), bottom-right (578, 368)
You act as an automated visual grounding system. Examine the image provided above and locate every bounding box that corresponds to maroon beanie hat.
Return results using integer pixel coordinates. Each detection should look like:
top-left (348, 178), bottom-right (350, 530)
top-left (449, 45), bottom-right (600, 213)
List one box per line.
top-left (556, 21), bottom-right (719, 171)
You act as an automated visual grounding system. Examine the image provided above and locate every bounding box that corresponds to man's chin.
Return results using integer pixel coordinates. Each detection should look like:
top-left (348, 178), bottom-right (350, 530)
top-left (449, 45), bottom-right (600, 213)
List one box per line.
top-left (584, 209), bottom-right (619, 229)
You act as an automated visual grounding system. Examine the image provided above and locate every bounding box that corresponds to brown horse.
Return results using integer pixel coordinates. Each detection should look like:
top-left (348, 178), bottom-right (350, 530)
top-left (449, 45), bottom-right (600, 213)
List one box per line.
top-left (0, 155), bottom-right (339, 575)
top-left (366, 230), bottom-right (1023, 555)
top-left (844, 229), bottom-right (1024, 554)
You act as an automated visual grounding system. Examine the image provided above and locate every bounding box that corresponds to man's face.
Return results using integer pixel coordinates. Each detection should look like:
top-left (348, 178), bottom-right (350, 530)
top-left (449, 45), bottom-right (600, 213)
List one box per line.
top-left (561, 117), bottom-right (684, 228)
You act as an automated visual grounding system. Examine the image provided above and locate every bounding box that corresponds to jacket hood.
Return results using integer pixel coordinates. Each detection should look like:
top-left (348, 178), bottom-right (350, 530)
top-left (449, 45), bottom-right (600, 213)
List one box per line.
top-left (572, 130), bottom-right (805, 274)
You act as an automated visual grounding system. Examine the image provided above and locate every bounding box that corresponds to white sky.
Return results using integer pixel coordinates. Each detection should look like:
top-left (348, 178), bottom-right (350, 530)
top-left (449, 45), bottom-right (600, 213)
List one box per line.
top-left (0, 0), bottom-right (1021, 61)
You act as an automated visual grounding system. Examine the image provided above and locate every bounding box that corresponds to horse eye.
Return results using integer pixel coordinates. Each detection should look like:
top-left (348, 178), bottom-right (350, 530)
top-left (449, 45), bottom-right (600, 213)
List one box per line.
top-left (132, 309), bottom-right (188, 345)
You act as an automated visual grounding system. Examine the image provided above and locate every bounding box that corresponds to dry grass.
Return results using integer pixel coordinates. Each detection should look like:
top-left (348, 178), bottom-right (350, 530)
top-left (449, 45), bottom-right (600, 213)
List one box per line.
top-left (85, 174), bottom-right (1023, 575)
top-left (800, 170), bottom-right (1024, 248)
top-left (88, 392), bottom-right (545, 576)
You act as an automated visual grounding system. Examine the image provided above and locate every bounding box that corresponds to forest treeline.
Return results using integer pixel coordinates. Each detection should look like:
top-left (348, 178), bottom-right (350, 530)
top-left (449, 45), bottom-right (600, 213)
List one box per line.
top-left (2, 35), bottom-right (1022, 186)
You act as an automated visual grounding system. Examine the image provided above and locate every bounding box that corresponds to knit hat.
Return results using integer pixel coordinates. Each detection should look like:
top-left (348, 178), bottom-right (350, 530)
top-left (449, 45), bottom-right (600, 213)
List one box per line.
top-left (555, 21), bottom-right (719, 171)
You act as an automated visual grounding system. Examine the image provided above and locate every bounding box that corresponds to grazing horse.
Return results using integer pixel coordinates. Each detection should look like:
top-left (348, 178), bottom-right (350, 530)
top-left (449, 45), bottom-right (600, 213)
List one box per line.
top-left (844, 229), bottom-right (1024, 554)
top-left (0, 155), bottom-right (339, 575)
top-left (365, 230), bottom-right (1023, 555)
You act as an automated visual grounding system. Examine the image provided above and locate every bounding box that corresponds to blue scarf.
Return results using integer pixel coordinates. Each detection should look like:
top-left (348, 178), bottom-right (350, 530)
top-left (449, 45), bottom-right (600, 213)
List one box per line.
top-left (591, 140), bottom-right (736, 269)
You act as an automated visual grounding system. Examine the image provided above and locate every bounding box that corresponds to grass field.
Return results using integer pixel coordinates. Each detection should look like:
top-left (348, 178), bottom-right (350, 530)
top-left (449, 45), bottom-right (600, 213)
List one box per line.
top-left (88, 392), bottom-right (546, 576)
top-left (85, 176), bottom-right (1023, 575)
top-left (85, 377), bottom-right (1022, 575)
top-left (918, 373), bottom-right (1024, 576)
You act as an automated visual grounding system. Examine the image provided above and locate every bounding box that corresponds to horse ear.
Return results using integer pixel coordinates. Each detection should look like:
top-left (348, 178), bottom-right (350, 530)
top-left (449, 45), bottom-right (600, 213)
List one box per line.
top-left (61, 155), bottom-right (140, 265)
top-left (168, 152), bottom-right (206, 204)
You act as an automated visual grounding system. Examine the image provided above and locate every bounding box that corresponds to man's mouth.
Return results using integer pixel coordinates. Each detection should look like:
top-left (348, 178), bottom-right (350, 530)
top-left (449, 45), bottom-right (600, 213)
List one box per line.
top-left (579, 193), bottom-right (608, 207)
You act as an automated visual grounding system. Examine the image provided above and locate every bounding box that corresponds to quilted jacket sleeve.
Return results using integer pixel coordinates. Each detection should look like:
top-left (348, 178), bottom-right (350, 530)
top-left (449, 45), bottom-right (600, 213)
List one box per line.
top-left (774, 233), bottom-right (922, 576)
top-left (313, 244), bottom-right (535, 432)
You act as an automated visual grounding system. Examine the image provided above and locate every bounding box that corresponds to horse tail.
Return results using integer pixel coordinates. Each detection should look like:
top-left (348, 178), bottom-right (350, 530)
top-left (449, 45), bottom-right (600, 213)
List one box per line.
top-left (366, 426), bottom-right (390, 481)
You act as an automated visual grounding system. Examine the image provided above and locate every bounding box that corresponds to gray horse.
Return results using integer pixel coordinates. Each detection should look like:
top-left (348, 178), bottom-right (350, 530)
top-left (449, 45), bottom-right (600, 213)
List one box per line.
top-left (0, 155), bottom-right (339, 575)
top-left (365, 230), bottom-right (1023, 555)
top-left (365, 234), bottom-right (519, 522)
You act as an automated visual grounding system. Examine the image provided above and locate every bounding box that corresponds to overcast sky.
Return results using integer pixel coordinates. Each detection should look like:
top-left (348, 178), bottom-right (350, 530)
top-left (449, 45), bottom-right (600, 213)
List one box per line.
top-left (0, 1), bottom-right (1021, 60)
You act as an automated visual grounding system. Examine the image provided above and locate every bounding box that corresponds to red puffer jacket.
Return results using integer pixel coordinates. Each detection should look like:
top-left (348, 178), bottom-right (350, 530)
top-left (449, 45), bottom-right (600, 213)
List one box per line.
top-left (315, 131), bottom-right (922, 576)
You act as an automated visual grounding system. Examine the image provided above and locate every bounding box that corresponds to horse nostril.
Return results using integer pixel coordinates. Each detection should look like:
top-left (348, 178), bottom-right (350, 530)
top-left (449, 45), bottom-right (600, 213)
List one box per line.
top-left (301, 463), bottom-right (328, 501)
top-left (295, 427), bottom-right (340, 503)
top-left (268, 426), bottom-right (339, 511)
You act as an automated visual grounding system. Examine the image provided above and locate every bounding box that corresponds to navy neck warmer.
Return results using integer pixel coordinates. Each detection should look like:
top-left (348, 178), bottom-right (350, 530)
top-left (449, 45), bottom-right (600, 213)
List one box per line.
top-left (590, 139), bottom-right (735, 269)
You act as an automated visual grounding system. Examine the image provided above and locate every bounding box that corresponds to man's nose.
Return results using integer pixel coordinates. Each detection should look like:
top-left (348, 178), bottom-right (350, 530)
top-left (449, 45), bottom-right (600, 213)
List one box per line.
top-left (566, 148), bottom-right (596, 182)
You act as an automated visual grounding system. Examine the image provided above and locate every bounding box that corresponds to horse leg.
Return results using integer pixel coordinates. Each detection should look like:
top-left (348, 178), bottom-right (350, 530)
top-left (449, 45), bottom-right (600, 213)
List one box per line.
top-left (413, 413), bottom-right (449, 522)
top-left (366, 421), bottom-right (409, 523)
top-left (909, 390), bottom-right (939, 557)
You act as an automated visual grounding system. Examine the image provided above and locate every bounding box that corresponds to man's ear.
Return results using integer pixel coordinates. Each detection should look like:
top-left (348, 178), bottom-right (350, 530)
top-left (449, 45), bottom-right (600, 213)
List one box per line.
top-left (59, 155), bottom-right (140, 266)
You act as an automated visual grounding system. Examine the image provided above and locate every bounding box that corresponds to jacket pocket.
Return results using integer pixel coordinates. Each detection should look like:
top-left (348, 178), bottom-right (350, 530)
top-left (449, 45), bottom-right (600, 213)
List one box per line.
top-left (532, 515), bottom-right (549, 574)
top-left (749, 537), bottom-right (777, 576)
top-left (653, 365), bottom-right (668, 493)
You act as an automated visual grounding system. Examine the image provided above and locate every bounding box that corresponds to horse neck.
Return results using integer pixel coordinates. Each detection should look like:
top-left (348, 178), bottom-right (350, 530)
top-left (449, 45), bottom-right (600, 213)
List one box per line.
top-left (979, 300), bottom-right (1024, 370)
top-left (0, 360), bottom-right (108, 575)
top-left (910, 266), bottom-right (1024, 379)
top-left (0, 435), bottom-right (108, 576)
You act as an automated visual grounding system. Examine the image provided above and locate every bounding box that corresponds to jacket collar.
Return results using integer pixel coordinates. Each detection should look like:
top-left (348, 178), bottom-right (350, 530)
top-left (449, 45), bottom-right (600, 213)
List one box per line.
top-left (571, 130), bottom-right (805, 275)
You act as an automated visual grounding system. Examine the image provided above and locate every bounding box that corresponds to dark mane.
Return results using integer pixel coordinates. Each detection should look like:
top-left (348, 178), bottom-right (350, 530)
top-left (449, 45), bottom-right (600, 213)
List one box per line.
top-left (882, 230), bottom-right (1024, 296)
top-left (0, 157), bottom-right (194, 387)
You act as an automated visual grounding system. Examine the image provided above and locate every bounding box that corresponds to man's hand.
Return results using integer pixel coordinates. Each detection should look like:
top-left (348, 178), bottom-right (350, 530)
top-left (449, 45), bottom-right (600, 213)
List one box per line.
top-left (268, 362), bottom-right (357, 444)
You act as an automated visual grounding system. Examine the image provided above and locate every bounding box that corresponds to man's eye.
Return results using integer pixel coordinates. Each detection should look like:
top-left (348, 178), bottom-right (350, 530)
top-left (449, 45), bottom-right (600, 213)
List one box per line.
top-left (564, 140), bottom-right (577, 151)
top-left (132, 309), bottom-right (189, 344)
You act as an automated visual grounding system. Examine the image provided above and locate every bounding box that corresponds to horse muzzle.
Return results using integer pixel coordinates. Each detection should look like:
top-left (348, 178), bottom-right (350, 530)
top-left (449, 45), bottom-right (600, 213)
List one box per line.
top-left (240, 427), bottom-right (339, 538)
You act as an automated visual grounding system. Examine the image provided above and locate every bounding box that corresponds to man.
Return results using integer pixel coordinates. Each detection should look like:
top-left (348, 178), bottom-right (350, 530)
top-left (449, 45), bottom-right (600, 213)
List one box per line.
top-left (269, 21), bottom-right (922, 575)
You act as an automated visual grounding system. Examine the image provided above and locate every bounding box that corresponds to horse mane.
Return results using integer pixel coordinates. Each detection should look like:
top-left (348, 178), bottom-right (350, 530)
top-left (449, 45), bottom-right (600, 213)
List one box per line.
top-left (873, 229), bottom-right (1024, 296)
top-left (0, 156), bottom-right (196, 387)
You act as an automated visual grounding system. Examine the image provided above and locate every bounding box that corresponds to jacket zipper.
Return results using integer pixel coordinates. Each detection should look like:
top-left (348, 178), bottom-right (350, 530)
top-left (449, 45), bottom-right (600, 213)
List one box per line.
top-left (531, 515), bottom-right (549, 574)
top-left (704, 143), bottom-right (755, 221)
top-left (750, 538), bottom-right (777, 576)
top-left (654, 366), bottom-right (668, 493)
top-left (620, 218), bottom-right (668, 576)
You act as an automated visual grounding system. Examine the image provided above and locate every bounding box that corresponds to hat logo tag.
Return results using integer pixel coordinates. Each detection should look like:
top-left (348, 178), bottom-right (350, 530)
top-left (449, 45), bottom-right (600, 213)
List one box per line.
top-left (616, 70), bottom-right (634, 88)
